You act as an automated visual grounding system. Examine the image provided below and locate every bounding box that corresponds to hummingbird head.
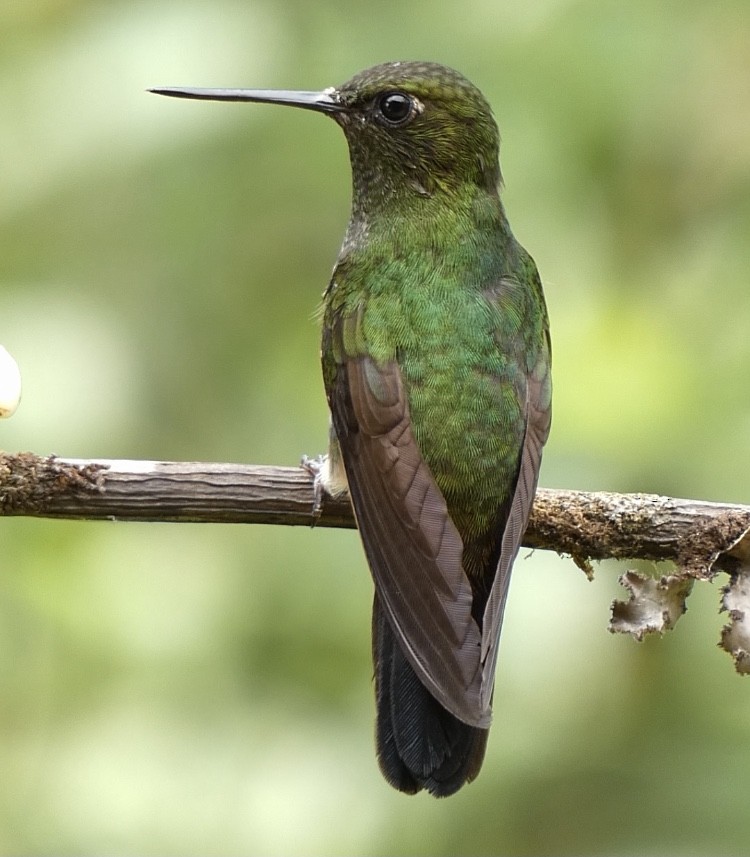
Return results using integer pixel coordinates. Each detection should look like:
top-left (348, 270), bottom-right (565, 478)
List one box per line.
top-left (331, 62), bottom-right (501, 202)
top-left (150, 61), bottom-right (501, 209)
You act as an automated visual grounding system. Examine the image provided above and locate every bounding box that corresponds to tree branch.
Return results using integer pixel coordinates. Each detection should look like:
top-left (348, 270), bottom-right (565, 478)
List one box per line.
top-left (0, 450), bottom-right (747, 574)
top-left (3, 450), bottom-right (750, 672)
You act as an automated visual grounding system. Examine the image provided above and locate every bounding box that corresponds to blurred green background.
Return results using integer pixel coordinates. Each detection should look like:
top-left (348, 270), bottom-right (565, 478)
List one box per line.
top-left (1, 0), bottom-right (749, 854)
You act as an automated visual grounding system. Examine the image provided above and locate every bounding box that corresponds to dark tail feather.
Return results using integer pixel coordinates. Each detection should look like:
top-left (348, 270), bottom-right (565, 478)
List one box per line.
top-left (372, 596), bottom-right (489, 797)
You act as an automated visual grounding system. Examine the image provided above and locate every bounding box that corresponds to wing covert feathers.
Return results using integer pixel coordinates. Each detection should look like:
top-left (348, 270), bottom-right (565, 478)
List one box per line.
top-left (330, 351), bottom-right (490, 728)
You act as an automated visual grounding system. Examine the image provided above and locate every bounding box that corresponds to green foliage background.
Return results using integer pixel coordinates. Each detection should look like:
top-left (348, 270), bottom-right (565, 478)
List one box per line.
top-left (1, 0), bottom-right (749, 853)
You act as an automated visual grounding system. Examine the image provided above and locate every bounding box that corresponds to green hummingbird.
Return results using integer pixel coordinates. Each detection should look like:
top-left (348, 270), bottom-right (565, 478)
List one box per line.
top-left (151, 61), bottom-right (551, 797)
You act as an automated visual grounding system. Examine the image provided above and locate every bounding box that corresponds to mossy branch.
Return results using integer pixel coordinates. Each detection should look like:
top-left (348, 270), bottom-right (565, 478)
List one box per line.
top-left (1, 450), bottom-right (747, 568)
top-left (2, 450), bottom-right (750, 673)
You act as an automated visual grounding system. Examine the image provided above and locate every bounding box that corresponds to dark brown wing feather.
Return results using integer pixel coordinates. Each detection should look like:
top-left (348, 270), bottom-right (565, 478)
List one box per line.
top-left (479, 368), bottom-right (552, 710)
top-left (328, 349), bottom-right (490, 728)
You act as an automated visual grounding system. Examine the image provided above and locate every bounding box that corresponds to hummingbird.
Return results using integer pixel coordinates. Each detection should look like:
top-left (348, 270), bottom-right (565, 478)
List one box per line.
top-left (151, 61), bottom-right (551, 797)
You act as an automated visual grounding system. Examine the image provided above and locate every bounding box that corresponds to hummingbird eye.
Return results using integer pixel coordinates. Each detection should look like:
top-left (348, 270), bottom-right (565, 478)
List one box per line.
top-left (376, 91), bottom-right (415, 126)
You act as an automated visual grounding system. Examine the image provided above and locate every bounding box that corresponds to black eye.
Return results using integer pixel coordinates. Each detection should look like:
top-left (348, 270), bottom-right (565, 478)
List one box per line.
top-left (377, 91), bottom-right (414, 126)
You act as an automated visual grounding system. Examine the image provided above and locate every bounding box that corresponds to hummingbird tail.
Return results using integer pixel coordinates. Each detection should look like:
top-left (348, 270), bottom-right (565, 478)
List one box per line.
top-left (372, 596), bottom-right (489, 797)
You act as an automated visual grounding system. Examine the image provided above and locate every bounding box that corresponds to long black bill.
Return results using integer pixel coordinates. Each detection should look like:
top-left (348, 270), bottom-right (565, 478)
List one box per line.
top-left (148, 86), bottom-right (342, 115)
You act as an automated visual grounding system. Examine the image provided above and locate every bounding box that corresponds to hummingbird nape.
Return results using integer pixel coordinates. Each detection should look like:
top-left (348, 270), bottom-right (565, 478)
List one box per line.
top-left (151, 61), bottom-right (551, 797)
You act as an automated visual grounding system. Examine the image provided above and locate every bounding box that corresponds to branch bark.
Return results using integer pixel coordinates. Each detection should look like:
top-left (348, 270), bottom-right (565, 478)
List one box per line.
top-left (1, 451), bottom-right (748, 576)
top-left (4, 450), bottom-right (750, 672)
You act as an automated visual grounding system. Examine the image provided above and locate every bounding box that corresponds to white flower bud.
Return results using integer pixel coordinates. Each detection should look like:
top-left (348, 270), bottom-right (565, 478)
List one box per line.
top-left (0, 345), bottom-right (22, 418)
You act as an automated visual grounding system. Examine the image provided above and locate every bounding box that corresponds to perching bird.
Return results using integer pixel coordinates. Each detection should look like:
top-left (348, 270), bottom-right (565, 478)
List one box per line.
top-left (151, 61), bottom-right (551, 797)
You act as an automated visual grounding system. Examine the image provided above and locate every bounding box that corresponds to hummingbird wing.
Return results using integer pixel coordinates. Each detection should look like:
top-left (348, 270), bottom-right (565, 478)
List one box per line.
top-left (325, 313), bottom-right (489, 728)
top-left (479, 358), bottom-right (551, 711)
